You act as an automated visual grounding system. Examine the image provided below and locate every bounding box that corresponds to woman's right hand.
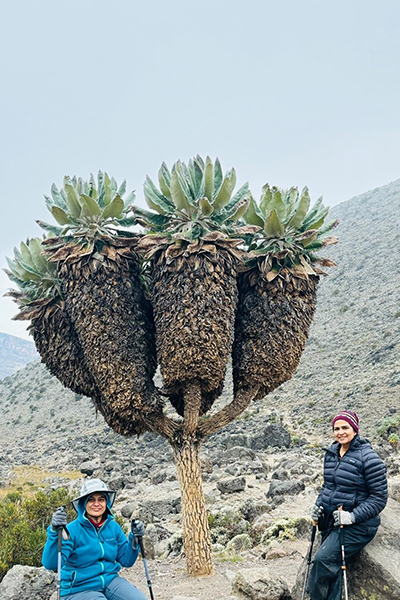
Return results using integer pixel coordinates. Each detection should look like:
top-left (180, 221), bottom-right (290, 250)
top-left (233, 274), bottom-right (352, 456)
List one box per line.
top-left (51, 506), bottom-right (68, 530)
top-left (311, 504), bottom-right (324, 521)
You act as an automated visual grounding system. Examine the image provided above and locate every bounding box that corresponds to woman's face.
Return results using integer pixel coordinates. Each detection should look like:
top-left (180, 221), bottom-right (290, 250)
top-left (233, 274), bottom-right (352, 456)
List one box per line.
top-left (85, 493), bottom-right (107, 519)
top-left (333, 419), bottom-right (356, 446)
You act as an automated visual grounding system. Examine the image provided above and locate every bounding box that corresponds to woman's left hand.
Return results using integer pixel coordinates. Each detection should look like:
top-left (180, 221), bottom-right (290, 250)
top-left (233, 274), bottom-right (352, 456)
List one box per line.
top-left (333, 510), bottom-right (355, 526)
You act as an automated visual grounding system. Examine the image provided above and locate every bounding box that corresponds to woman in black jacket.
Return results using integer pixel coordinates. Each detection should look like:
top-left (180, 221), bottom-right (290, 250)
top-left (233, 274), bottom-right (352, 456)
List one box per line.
top-left (307, 410), bottom-right (388, 600)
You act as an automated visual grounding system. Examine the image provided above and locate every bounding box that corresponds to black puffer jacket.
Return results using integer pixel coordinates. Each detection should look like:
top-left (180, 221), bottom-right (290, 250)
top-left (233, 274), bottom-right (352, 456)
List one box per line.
top-left (317, 435), bottom-right (387, 527)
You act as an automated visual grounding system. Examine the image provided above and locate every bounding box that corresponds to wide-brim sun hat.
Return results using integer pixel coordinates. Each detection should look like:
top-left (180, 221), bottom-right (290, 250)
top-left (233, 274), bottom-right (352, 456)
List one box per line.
top-left (71, 478), bottom-right (116, 512)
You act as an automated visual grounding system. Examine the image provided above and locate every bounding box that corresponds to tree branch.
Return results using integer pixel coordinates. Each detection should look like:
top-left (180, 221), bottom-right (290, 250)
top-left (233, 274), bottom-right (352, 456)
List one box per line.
top-left (183, 380), bottom-right (202, 437)
top-left (143, 412), bottom-right (180, 441)
top-left (197, 386), bottom-right (259, 438)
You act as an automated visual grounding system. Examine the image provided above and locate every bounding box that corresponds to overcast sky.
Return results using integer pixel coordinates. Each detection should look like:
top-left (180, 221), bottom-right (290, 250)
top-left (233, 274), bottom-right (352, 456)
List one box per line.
top-left (1, 0), bottom-right (400, 340)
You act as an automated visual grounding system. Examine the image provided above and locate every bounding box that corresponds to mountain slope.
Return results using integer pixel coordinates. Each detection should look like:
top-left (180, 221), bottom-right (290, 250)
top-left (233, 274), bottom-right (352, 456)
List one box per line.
top-left (0, 179), bottom-right (399, 466)
top-left (0, 332), bottom-right (38, 379)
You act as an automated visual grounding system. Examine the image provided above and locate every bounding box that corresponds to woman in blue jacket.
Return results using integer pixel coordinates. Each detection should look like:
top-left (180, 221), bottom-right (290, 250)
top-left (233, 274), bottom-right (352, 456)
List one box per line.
top-left (307, 410), bottom-right (388, 600)
top-left (42, 479), bottom-right (147, 600)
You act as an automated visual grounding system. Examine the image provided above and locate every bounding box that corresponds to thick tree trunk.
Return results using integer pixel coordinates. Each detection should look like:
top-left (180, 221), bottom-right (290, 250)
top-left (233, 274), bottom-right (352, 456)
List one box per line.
top-left (172, 438), bottom-right (213, 576)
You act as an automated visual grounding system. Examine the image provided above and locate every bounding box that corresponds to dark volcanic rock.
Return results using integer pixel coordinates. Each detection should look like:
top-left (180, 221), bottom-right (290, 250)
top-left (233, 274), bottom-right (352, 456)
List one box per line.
top-left (266, 480), bottom-right (305, 498)
top-left (217, 477), bottom-right (246, 494)
top-left (249, 424), bottom-right (291, 450)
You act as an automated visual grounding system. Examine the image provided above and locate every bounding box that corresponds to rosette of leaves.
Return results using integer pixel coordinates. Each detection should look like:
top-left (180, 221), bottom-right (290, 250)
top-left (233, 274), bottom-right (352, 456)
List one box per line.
top-left (35, 172), bottom-right (160, 435)
top-left (4, 238), bottom-right (99, 401)
top-left (233, 184), bottom-right (338, 400)
top-left (37, 171), bottom-right (136, 258)
top-left (135, 156), bottom-right (251, 417)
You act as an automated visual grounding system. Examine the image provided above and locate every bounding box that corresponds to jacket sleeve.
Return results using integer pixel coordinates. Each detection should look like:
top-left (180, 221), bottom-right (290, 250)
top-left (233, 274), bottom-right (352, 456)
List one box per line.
top-left (115, 526), bottom-right (140, 567)
top-left (42, 526), bottom-right (74, 570)
top-left (352, 449), bottom-right (388, 523)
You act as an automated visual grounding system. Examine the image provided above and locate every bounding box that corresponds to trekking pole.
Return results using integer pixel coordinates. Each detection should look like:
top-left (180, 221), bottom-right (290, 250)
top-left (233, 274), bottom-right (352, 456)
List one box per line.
top-left (132, 520), bottom-right (155, 600)
top-left (55, 505), bottom-right (69, 600)
top-left (56, 527), bottom-right (62, 600)
top-left (301, 520), bottom-right (318, 600)
top-left (338, 506), bottom-right (349, 600)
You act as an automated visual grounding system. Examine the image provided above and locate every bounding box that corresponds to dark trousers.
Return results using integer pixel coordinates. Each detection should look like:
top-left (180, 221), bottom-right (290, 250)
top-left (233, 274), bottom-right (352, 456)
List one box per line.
top-left (306, 523), bottom-right (378, 600)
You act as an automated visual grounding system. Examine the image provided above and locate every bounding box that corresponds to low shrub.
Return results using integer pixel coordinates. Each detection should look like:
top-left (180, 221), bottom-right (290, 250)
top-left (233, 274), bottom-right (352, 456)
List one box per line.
top-left (0, 488), bottom-right (74, 582)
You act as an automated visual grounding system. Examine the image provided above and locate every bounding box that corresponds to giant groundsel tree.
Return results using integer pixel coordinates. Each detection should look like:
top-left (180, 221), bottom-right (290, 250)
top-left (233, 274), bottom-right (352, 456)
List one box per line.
top-left (5, 160), bottom-right (338, 576)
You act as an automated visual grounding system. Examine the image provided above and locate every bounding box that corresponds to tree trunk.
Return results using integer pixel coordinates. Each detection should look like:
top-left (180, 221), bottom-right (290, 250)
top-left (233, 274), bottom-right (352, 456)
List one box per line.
top-left (172, 438), bottom-right (213, 576)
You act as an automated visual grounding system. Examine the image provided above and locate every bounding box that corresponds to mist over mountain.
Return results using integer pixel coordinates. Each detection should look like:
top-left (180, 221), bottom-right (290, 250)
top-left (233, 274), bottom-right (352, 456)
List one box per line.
top-left (0, 332), bottom-right (38, 380)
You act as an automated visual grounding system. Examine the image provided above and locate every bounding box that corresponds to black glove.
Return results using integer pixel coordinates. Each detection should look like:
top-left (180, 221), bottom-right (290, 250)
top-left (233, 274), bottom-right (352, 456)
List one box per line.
top-left (51, 506), bottom-right (68, 530)
top-left (131, 519), bottom-right (146, 545)
top-left (311, 504), bottom-right (324, 521)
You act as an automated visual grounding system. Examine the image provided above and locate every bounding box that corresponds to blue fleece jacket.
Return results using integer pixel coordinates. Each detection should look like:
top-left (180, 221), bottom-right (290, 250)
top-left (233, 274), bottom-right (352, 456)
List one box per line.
top-left (42, 497), bottom-right (139, 596)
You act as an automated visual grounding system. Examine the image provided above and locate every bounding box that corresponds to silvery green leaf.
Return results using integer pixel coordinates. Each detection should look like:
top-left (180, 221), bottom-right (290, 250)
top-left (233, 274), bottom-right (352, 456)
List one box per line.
top-left (243, 195), bottom-right (264, 227)
top-left (101, 195), bottom-right (124, 219)
top-left (192, 157), bottom-right (204, 196)
top-left (97, 171), bottom-right (105, 208)
top-left (63, 184), bottom-right (81, 217)
top-left (288, 187), bottom-right (310, 228)
top-left (259, 184), bottom-right (272, 216)
top-left (51, 206), bottom-right (73, 225)
top-left (131, 206), bottom-right (169, 229)
top-left (174, 161), bottom-right (194, 203)
top-left (264, 210), bottom-right (284, 238)
top-left (123, 191), bottom-right (136, 208)
top-left (302, 195), bottom-right (324, 228)
top-left (80, 193), bottom-right (102, 217)
top-left (104, 173), bottom-right (112, 205)
top-left (29, 238), bottom-right (48, 272)
top-left (303, 205), bottom-right (329, 231)
top-left (213, 158), bottom-right (223, 197)
top-left (170, 170), bottom-right (191, 212)
top-left (268, 189), bottom-right (286, 223)
top-left (160, 162), bottom-right (171, 186)
top-left (204, 156), bottom-right (214, 203)
top-left (144, 177), bottom-right (174, 214)
top-left (20, 242), bottom-right (32, 264)
top-left (51, 184), bottom-right (67, 209)
top-left (195, 155), bottom-right (205, 169)
top-left (158, 169), bottom-right (171, 198)
top-left (229, 196), bottom-right (250, 221)
top-left (36, 220), bottom-right (65, 236)
top-left (199, 197), bottom-right (214, 216)
top-left (213, 169), bottom-right (236, 210)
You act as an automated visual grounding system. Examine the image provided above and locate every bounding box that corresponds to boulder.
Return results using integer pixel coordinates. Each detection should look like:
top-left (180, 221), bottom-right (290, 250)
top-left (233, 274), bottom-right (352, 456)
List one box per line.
top-left (120, 502), bottom-right (136, 518)
top-left (0, 565), bottom-right (55, 600)
top-left (291, 499), bottom-right (400, 599)
top-left (249, 425), bottom-right (291, 450)
top-left (232, 567), bottom-right (291, 600)
top-left (79, 460), bottom-right (99, 475)
top-left (164, 530), bottom-right (184, 557)
top-left (266, 480), bottom-right (305, 498)
top-left (217, 477), bottom-right (246, 494)
top-left (388, 476), bottom-right (400, 502)
top-left (220, 447), bottom-right (257, 463)
top-left (138, 497), bottom-right (181, 522)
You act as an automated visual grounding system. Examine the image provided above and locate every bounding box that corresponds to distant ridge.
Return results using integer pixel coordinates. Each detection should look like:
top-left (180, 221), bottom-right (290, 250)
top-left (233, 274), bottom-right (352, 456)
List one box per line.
top-left (0, 332), bottom-right (38, 379)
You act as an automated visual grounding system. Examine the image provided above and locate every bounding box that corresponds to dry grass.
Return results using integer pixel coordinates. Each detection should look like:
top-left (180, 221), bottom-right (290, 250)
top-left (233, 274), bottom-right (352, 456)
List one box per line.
top-left (0, 465), bottom-right (81, 499)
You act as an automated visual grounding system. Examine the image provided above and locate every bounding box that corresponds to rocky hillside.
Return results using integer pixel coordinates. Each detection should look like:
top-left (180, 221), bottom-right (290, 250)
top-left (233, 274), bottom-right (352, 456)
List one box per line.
top-left (0, 333), bottom-right (38, 379)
